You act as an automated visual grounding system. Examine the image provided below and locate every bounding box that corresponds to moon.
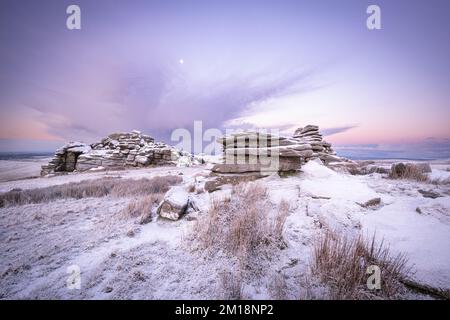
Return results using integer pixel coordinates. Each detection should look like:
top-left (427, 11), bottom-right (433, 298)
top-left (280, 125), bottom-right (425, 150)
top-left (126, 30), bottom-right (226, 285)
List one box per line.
top-left (179, 59), bottom-right (184, 64)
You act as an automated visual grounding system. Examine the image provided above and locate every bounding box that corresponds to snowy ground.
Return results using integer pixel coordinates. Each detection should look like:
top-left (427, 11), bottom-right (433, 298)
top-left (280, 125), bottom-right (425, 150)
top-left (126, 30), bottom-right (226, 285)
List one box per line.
top-left (0, 159), bottom-right (449, 299)
top-left (0, 164), bottom-right (204, 193)
top-left (0, 159), bottom-right (50, 183)
top-left (298, 162), bottom-right (450, 290)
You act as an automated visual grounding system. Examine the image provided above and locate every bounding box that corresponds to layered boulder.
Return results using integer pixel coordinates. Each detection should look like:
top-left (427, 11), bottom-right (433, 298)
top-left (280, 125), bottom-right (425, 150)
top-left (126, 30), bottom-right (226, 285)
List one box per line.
top-left (211, 125), bottom-right (350, 175)
top-left (292, 125), bottom-right (347, 164)
top-left (207, 126), bottom-right (354, 190)
top-left (41, 130), bottom-right (184, 175)
top-left (211, 131), bottom-right (314, 174)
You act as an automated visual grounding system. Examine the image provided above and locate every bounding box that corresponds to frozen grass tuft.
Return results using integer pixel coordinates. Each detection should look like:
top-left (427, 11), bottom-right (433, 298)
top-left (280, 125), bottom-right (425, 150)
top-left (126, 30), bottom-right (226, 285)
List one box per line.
top-left (192, 182), bottom-right (290, 298)
top-left (269, 272), bottom-right (288, 300)
top-left (0, 175), bottom-right (182, 207)
top-left (193, 183), bottom-right (289, 267)
top-left (389, 164), bottom-right (429, 182)
top-left (388, 163), bottom-right (450, 185)
top-left (120, 193), bottom-right (163, 224)
top-left (219, 271), bottom-right (243, 300)
top-left (312, 230), bottom-right (411, 299)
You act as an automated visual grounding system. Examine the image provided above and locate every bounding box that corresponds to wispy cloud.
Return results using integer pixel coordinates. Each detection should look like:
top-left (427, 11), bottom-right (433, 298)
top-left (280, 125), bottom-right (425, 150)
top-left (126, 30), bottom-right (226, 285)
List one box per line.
top-left (321, 125), bottom-right (358, 136)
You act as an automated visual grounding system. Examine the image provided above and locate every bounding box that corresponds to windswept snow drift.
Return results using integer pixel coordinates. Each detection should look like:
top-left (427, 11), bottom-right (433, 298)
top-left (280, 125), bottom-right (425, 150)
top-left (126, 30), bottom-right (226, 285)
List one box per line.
top-left (300, 161), bottom-right (379, 202)
top-left (361, 196), bottom-right (450, 289)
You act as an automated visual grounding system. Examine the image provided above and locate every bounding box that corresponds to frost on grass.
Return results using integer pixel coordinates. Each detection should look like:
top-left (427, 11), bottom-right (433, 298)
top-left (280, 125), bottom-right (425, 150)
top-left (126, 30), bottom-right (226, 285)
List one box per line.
top-left (389, 164), bottom-right (429, 183)
top-left (389, 163), bottom-right (450, 185)
top-left (0, 175), bottom-right (182, 207)
top-left (219, 271), bottom-right (243, 300)
top-left (191, 182), bottom-right (290, 298)
top-left (120, 194), bottom-right (163, 224)
top-left (193, 183), bottom-right (289, 265)
top-left (312, 229), bottom-right (411, 299)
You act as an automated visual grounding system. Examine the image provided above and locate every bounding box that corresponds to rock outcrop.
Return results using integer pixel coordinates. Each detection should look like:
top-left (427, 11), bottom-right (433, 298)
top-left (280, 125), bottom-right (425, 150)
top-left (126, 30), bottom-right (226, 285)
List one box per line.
top-left (292, 125), bottom-right (344, 164)
top-left (41, 142), bottom-right (91, 175)
top-left (207, 131), bottom-right (315, 192)
top-left (211, 125), bottom-right (351, 176)
top-left (205, 125), bottom-right (355, 191)
top-left (41, 130), bottom-right (187, 175)
top-left (211, 131), bottom-right (313, 174)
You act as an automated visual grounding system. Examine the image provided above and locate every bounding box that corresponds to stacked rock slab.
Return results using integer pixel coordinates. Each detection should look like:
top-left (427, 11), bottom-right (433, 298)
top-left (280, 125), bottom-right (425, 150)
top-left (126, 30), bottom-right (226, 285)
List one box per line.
top-left (206, 126), bottom-right (354, 189)
top-left (292, 125), bottom-right (343, 164)
top-left (41, 130), bottom-right (182, 175)
top-left (41, 142), bottom-right (91, 175)
top-left (211, 132), bottom-right (314, 174)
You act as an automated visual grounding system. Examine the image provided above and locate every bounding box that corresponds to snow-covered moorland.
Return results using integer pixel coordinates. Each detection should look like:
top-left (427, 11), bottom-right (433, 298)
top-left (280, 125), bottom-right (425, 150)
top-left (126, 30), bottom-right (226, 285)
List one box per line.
top-left (0, 158), bottom-right (449, 299)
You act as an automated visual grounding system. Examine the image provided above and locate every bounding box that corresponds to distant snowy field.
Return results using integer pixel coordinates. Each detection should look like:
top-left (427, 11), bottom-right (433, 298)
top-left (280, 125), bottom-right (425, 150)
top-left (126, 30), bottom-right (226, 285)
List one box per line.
top-left (0, 158), bottom-right (51, 183)
top-left (0, 158), bottom-right (449, 299)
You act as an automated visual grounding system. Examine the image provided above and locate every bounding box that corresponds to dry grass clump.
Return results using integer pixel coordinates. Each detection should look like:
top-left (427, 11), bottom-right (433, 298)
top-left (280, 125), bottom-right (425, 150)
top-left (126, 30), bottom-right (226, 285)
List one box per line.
top-left (120, 193), bottom-right (163, 224)
top-left (219, 271), bottom-right (243, 300)
top-left (312, 230), bottom-right (411, 299)
top-left (193, 182), bottom-right (289, 267)
top-left (109, 175), bottom-right (182, 197)
top-left (389, 164), bottom-right (429, 182)
top-left (389, 163), bottom-right (450, 185)
top-left (0, 175), bottom-right (182, 207)
top-left (268, 272), bottom-right (288, 300)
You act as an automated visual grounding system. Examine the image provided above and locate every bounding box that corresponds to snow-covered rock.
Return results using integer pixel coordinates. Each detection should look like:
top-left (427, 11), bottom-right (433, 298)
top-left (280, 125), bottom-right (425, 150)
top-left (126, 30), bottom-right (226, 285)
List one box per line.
top-left (292, 125), bottom-right (348, 164)
top-left (41, 131), bottom-right (196, 175)
top-left (157, 186), bottom-right (190, 221)
top-left (41, 142), bottom-right (91, 175)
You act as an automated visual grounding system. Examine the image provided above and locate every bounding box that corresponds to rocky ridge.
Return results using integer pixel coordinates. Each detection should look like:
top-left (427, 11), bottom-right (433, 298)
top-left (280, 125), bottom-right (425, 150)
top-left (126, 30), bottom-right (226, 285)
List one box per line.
top-left (41, 130), bottom-right (192, 175)
top-left (211, 124), bottom-right (351, 175)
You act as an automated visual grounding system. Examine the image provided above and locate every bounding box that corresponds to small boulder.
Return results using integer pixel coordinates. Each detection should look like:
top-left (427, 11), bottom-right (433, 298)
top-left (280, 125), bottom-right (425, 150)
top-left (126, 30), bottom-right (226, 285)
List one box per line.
top-left (157, 186), bottom-right (190, 220)
top-left (135, 155), bottom-right (150, 165)
top-left (204, 173), bottom-right (265, 193)
top-left (418, 189), bottom-right (442, 199)
top-left (358, 197), bottom-right (381, 208)
top-left (367, 166), bottom-right (390, 174)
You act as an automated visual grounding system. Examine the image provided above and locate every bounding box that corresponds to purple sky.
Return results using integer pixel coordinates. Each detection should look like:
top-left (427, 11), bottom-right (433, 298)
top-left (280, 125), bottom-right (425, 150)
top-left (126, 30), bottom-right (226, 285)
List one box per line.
top-left (0, 0), bottom-right (449, 158)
